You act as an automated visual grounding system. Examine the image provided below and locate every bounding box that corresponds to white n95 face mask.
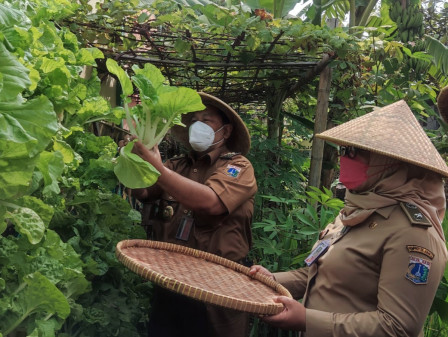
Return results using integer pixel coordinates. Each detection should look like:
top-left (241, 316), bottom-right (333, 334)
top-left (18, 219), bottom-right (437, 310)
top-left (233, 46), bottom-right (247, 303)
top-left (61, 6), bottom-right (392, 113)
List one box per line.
top-left (189, 121), bottom-right (224, 152)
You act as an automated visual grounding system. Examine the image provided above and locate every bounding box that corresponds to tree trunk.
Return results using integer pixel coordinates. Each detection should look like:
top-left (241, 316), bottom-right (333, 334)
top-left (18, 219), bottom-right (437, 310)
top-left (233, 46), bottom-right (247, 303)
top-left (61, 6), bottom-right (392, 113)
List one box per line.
top-left (308, 65), bottom-right (332, 189)
top-left (320, 119), bottom-right (337, 190)
top-left (266, 88), bottom-right (288, 147)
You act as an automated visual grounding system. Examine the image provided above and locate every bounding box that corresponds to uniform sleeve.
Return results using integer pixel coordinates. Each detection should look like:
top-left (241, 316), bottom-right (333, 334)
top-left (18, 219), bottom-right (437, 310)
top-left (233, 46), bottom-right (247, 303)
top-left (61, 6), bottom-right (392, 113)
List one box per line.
top-left (205, 156), bottom-right (257, 213)
top-left (274, 267), bottom-right (309, 300)
top-left (305, 225), bottom-right (447, 337)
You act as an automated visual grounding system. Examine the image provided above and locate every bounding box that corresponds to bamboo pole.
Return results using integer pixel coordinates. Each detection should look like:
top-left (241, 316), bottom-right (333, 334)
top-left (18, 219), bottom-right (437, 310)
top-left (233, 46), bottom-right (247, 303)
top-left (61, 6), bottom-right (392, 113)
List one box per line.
top-left (308, 64), bottom-right (332, 189)
top-left (307, 19), bottom-right (337, 190)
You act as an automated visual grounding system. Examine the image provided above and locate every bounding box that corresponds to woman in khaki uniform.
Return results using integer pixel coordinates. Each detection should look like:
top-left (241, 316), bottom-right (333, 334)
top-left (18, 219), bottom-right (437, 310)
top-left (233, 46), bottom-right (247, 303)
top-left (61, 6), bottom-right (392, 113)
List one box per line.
top-left (250, 99), bottom-right (448, 337)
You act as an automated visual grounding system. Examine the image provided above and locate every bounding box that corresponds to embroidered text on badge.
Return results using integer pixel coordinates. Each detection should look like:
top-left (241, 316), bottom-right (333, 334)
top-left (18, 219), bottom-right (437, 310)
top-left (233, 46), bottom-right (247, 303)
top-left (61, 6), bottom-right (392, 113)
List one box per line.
top-left (406, 245), bottom-right (434, 259)
top-left (406, 256), bottom-right (431, 285)
top-left (225, 165), bottom-right (241, 178)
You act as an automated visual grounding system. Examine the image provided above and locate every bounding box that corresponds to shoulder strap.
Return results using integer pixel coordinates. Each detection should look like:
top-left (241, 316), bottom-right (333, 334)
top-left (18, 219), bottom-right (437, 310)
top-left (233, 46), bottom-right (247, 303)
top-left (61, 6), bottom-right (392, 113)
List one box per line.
top-left (400, 202), bottom-right (432, 227)
top-left (219, 152), bottom-right (241, 159)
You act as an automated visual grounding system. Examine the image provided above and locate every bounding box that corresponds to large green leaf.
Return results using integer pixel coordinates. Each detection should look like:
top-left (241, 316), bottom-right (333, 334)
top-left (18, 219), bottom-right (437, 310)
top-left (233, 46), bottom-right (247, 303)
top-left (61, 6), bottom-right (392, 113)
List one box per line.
top-left (35, 151), bottom-right (64, 196)
top-left (0, 95), bottom-right (58, 158)
top-left (132, 63), bottom-right (166, 91)
top-left (0, 42), bottom-right (31, 101)
top-left (0, 155), bottom-right (38, 200)
top-left (425, 35), bottom-right (448, 77)
top-left (113, 142), bottom-right (161, 188)
top-left (10, 272), bottom-right (70, 330)
top-left (200, 4), bottom-right (235, 26)
top-left (19, 196), bottom-right (54, 228)
top-left (6, 207), bottom-right (46, 245)
top-left (0, 4), bottom-right (26, 28)
top-left (154, 86), bottom-right (205, 119)
top-left (0, 3), bottom-right (31, 45)
top-left (131, 74), bottom-right (158, 106)
top-left (106, 58), bottom-right (133, 97)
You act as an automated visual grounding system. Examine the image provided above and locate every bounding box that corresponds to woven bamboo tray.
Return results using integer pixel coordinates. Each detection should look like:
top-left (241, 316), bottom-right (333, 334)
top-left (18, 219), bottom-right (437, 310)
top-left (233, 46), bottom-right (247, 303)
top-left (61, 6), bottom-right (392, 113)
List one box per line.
top-left (116, 239), bottom-right (292, 315)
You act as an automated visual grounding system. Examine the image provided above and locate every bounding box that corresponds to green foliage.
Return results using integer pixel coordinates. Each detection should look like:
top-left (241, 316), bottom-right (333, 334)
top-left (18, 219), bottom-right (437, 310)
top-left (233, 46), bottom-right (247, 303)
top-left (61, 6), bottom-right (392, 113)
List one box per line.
top-left (243, 0), bottom-right (298, 18)
top-left (425, 35), bottom-right (448, 81)
top-left (250, 174), bottom-right (343, 272)
top-left (0, 1), bottom-right (149, 336)
top-left (245, 100), bottom-right (343, 271)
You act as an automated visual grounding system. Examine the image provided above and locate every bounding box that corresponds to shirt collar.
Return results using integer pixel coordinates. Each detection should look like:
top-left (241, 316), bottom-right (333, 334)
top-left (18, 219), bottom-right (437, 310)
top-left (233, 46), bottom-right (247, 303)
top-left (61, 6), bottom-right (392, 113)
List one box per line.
top-left (187, 145), bottom-right (230, 165)
top-left (375, 204), bottom-right (398, 219)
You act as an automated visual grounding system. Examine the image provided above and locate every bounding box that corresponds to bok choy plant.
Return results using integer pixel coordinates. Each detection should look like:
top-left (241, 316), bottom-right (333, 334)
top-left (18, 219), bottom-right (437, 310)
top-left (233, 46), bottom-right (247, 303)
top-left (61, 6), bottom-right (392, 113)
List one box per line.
top-left (106, 59), bottom-right (205, 188)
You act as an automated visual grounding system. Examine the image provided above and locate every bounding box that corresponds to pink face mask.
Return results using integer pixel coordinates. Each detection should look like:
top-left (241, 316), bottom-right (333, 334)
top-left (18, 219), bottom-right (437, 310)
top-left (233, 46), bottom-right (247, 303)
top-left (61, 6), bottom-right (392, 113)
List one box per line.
top-left (339, 154), bottom-right (399, 190)
top-left (339, 155), bottom-right (369, 190)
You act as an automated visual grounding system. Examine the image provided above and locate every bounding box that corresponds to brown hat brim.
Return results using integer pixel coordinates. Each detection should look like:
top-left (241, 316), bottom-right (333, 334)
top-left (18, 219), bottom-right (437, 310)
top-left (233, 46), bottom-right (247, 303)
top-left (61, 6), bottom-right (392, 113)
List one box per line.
top-left (171, 92), bottom-right (251, 155)
top-left (437, 86), bottom-right (448, 123)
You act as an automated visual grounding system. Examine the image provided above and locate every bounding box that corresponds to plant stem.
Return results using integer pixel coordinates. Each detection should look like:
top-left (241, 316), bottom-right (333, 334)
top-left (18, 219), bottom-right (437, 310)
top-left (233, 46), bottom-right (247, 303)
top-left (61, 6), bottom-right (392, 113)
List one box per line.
top-left (124, 103), bottom-right (137, 136)
top-left (4, 309), bottom-right (33, 336)
top-left (0, 200), bottom-right (20, 209)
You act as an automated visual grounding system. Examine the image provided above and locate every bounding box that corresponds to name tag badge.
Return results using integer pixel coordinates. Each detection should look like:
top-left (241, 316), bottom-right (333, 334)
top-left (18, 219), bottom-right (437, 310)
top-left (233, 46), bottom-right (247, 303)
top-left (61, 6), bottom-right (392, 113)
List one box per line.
top-left (305, 240), bottom-right (330, 266)
top-left (175, 216), bottom-right (194, 241)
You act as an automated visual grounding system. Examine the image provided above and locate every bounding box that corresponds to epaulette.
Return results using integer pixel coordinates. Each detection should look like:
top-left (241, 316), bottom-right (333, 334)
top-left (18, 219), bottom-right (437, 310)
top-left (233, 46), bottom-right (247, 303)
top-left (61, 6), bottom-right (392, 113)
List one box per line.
top-left (400, 202), bottom-right (432, 227)
top-left (220, 152), bottom-right (241, 159)
top-left (170, 154), bottom-right (186, 161)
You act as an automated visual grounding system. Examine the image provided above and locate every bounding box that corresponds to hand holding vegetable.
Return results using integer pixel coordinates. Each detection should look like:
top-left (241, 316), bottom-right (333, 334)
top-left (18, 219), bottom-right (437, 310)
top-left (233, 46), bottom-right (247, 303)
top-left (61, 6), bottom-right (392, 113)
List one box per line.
top-left (131, 142), bottom-right (164, 173)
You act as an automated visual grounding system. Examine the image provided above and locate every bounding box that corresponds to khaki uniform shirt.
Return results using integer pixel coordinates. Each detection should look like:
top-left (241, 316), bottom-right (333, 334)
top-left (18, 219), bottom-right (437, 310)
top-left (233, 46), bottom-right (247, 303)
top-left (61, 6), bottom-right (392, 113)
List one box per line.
top-left (151, 146), bottom-right (257, 262)
top-left (275, 203), bottom-right (448, 337)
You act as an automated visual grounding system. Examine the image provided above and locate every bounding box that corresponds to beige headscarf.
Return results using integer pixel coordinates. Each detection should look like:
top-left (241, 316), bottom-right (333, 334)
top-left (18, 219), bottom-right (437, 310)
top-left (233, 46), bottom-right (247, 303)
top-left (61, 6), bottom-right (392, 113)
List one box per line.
top-left (340, 152), bottom-right (446, 241)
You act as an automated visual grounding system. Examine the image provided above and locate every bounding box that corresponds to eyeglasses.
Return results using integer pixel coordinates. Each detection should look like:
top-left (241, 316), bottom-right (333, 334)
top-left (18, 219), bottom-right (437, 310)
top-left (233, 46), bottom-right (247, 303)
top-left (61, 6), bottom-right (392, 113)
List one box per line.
top-left (339, 146), bottom-right (357, 158)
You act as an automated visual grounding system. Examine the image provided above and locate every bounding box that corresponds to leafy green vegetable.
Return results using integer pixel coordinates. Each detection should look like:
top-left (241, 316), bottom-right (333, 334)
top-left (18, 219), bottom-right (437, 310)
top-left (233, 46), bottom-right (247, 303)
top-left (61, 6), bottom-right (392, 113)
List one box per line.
top-left (106, 59), bottom-right (205, 188)
top-left (114, 141), bottom-right (161, 189)
top-left (4, 272), bottom-right (70, 336)
top-left (0, 42), bottom-right (31, 101)
top-left (0, 2), bottom-right (149, 337)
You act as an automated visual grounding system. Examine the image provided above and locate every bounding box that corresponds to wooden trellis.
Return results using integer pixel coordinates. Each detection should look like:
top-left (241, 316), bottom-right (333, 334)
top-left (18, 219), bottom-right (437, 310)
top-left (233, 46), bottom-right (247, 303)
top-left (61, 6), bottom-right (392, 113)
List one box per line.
top-left (69, 15), bottom-right (335, 190)
top-left (68, 18), bottom-right (329, 105)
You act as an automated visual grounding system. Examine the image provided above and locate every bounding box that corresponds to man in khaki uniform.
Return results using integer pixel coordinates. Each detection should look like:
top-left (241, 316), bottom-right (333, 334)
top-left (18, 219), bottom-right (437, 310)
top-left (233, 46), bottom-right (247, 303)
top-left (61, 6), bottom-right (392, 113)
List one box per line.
top-left (250, 100), bottom-right (448, 337)
top-left (126, 92), bottom-right (257, 337)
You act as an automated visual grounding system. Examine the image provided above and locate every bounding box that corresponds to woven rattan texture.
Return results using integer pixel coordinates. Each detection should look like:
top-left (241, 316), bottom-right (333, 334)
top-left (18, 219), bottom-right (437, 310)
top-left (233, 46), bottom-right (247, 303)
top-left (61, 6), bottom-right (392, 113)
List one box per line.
top-left (116, 240), bottom-right (291, 315)
top-left (317, 100), bottom-right (448, 177)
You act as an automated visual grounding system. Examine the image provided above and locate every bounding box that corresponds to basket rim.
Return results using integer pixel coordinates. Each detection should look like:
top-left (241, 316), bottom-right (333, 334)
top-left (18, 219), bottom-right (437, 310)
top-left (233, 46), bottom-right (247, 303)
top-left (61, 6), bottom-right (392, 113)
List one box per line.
top-left (116, 239), bottom-right (292, 315)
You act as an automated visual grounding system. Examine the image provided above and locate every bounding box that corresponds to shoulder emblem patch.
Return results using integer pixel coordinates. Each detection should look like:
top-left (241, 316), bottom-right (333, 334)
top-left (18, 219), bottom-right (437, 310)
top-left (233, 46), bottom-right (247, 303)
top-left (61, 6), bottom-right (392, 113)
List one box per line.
top-left (400, 202), bottom-right (431, 227)
top-left (407, 245), bottom-right (434, 260)
top-left (405, 255), bottom-right (431, 285)
top-left (225, 164), bottom-right (241, 178)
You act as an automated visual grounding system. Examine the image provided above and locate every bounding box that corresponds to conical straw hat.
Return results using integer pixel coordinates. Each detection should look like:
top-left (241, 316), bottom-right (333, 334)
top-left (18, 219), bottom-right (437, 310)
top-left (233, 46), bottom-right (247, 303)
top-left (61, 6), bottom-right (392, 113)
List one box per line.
top-left (316, 100), bottom-right (448, 177)
top-left (437, 86), bottom-right (448, 123)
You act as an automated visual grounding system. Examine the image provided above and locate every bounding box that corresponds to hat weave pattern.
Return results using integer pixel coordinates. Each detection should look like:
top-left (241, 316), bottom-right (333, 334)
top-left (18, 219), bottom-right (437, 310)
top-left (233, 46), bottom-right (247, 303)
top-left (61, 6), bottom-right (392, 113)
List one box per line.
top-left (316, 100), bottom-right (448, 177)
top-left (116, 240), bottom-right (291, 315)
